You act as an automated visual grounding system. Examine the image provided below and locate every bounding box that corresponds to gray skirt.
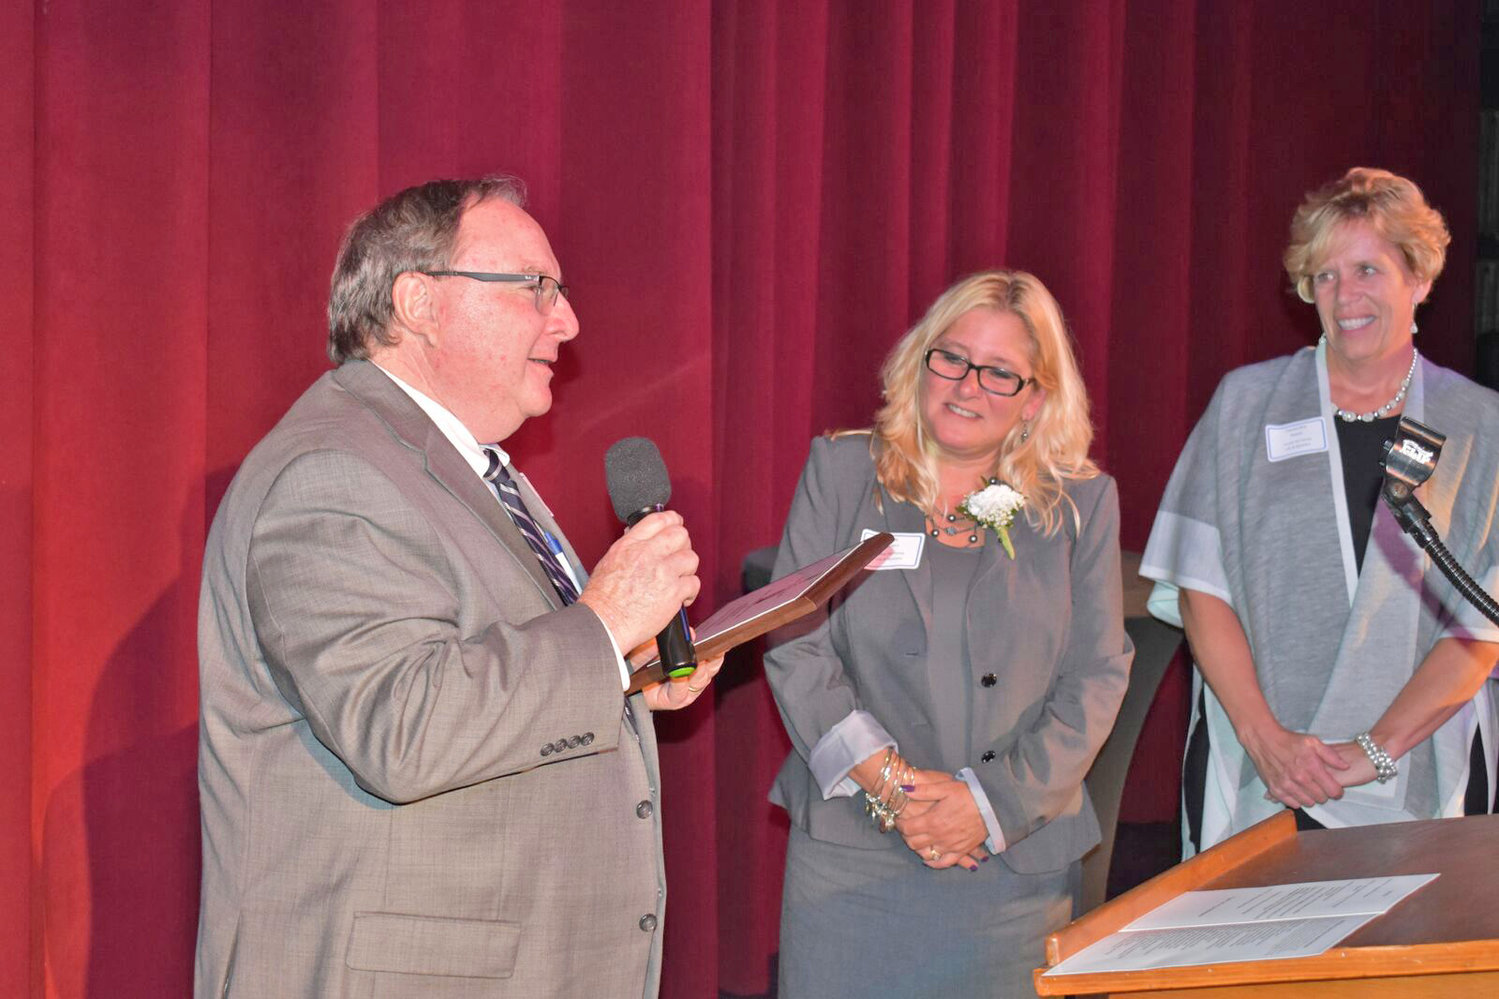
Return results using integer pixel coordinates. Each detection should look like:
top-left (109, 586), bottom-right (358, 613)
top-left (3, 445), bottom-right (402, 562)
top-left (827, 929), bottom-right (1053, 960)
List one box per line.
top-left (778, 826), bottom-right (1077, 998)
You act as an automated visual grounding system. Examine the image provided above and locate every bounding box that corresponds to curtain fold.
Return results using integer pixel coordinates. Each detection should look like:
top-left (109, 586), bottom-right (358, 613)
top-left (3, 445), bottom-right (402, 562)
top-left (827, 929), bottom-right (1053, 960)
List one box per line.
top-left (1, 2), bottom-right (36, 995)
top-left (4, 2), bottom-right (1478, 996)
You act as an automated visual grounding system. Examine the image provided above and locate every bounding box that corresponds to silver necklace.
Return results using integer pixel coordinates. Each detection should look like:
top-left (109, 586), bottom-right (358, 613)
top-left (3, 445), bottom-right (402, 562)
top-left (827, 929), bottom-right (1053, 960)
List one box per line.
top-left (1325, 340), bottom-right (1418, 423)
top-left (925, 477), bottom-right (1000, 546)
top-left (925, 509), bottom-right (980, 545)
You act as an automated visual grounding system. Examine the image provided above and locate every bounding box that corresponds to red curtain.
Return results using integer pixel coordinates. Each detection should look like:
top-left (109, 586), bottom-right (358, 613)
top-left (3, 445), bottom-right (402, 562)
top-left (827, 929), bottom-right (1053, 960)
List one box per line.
top-left (3, 2), bottom-right (1477, 996)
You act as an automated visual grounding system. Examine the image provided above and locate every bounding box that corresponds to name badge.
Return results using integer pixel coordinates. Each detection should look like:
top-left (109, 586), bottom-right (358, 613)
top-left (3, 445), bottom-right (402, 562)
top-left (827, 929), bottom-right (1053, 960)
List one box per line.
top-left (861, 529), bottom-right (924, 570)
top-left (1264, 418), bottom-right (1328, 463)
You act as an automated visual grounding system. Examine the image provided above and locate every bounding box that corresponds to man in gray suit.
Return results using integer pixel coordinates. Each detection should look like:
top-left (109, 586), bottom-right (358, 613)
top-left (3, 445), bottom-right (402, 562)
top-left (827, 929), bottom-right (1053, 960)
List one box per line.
top-left (195, 176), bottom-right (717, 997)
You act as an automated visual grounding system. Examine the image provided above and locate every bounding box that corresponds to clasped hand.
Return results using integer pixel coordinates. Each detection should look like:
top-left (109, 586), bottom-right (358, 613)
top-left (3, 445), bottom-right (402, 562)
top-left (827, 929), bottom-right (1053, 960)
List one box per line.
top-left (896, 768), bottom-right (990, 872)
top-left (1243, 723), bottom-right (1366, 807)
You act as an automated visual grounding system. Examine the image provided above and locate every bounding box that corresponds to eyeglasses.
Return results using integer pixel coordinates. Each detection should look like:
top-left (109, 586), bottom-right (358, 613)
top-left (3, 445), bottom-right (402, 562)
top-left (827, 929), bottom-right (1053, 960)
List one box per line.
top-left (420, 271), bottom-right (570, 314)
top-left (923, 347), bottom-right (1032, 397)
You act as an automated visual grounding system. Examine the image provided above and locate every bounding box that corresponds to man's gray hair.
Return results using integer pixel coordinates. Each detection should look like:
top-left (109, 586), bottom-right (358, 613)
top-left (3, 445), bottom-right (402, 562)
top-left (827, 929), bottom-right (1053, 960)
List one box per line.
top-left (327, 175), bottom-right (527, 364)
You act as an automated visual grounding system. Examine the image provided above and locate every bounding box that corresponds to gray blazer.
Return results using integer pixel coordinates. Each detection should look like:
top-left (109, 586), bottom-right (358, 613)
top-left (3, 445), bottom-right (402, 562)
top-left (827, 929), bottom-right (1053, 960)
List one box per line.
top-left (196, 361), bottom-right (666, 997)
top-left (765, 434), bottom-right (1132, 874)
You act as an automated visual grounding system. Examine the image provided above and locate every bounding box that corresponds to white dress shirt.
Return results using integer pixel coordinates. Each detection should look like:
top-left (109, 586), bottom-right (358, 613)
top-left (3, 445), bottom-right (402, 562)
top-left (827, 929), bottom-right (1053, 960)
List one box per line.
top-left (374, 363), bottom-right (630, 689)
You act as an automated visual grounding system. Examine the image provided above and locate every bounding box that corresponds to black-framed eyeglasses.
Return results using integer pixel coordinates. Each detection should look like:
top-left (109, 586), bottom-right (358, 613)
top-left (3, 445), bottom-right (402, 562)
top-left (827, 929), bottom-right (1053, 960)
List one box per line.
top-left (420, 271), bottom-right (570, 314)
top-left (923, 347), bottom-right (1032, 397)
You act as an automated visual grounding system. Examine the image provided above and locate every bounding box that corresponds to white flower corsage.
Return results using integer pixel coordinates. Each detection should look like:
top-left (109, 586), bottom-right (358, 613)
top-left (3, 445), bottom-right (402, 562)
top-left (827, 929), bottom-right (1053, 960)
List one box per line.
top-left (959, 482), bottom-right (1026, 559)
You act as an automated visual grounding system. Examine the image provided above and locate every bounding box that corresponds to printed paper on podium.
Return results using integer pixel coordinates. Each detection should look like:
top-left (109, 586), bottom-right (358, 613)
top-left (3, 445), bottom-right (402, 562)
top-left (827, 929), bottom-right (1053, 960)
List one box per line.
top-left (1043, 874), bottom-right (1439, 978)
top-left (625, 532), bottom-right (893, 694)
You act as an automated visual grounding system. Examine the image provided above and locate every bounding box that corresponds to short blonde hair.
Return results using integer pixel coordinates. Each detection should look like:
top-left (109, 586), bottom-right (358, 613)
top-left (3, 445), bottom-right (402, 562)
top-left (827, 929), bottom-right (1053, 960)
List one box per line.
top-left (1283, 167), bottom-right (1449, 303)
top-left (864, 270), bottom-right (1097, 537)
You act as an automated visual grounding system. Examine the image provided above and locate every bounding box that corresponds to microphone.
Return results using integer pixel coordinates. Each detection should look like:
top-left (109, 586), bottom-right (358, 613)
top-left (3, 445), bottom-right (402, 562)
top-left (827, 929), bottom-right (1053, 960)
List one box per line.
top-left (604, 437), bottom-right (697, 678)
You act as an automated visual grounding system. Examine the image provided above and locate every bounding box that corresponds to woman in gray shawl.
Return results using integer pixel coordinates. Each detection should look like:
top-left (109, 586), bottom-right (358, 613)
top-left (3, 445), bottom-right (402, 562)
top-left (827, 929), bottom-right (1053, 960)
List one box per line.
top-left (1143, 167), bottom-right (1499, 856)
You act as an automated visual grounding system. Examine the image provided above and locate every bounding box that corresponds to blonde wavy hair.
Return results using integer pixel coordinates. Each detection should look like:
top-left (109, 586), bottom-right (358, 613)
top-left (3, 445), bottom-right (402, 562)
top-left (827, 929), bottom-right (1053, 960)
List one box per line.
top-left (1283, 167), bottom-right (1449, 304)
top-left (859, 270), bottom-right (1097, 537)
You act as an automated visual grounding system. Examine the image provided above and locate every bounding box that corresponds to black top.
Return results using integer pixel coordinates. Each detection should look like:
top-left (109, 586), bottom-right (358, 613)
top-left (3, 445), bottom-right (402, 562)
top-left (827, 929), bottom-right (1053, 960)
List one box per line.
top-left (1336, 415), bottom-right (1400, 574)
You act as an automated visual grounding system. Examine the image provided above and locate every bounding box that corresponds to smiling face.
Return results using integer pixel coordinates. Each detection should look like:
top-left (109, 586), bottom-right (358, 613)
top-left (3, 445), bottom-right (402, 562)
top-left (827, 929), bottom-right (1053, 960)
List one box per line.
top-left (1311, 219), bottom-right (1430, 372)
top-left (425, 198), bottom-right (579, 443)
top-left (918, 307), bottom-right (1044, 465)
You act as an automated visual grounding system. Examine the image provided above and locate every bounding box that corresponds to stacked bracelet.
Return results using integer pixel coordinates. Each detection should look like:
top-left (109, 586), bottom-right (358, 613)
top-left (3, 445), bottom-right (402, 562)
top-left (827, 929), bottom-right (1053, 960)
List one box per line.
top-left (1354, 732), bottom-right (1398, 784)
top-left (863, 748), bottom-right (914, 833)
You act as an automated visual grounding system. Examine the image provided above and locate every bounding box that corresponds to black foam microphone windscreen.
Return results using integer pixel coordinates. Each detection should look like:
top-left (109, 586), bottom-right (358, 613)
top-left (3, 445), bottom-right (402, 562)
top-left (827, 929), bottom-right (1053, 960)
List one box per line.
top-left (605, 437), bottom-right (672, 525)
top-left (601, 436), bottom-right (697, 672)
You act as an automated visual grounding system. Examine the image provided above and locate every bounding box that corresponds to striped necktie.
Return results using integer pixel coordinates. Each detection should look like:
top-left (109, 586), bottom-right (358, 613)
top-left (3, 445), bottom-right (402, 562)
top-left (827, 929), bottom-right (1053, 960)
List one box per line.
top-left (482, 449), bottom-right (580, 605)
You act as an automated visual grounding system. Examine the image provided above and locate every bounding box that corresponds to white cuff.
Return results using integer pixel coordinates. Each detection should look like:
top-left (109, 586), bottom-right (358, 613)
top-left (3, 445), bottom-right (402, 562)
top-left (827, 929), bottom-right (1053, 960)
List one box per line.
top-left (1146, 581), bottom-right (1183, 629)
top-left (808, 710), bottom-right (896, 799)
top-left (600, 623), bottom-right (630, 691)
top-left (956, 767), bottom-right (1007, 853)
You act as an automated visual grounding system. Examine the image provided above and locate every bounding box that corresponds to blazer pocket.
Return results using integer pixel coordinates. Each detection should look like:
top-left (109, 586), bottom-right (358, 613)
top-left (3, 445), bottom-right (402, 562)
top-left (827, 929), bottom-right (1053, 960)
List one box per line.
top-left (346, 911), bottom-right (521, 979)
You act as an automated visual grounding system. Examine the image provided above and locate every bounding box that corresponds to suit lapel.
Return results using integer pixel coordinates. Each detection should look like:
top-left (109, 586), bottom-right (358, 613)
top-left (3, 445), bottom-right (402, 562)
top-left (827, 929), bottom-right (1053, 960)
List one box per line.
top-left (332, 361), bottom-right (561, 609)
top-left (967, 517), bottom-right (1017, 654)
top-left (884, 494), bottom-right (934, 638)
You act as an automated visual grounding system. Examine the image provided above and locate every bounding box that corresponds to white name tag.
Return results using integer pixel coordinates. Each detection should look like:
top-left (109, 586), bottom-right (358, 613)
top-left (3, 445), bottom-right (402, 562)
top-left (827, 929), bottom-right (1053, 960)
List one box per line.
top-left (1264, 418), bottom-right (1328, 463)
top-left (861, 529), bottom-right (924, 570)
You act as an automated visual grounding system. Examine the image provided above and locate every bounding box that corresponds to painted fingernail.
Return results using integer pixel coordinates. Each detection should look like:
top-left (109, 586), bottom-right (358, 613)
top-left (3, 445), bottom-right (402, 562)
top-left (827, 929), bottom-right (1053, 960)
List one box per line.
top-left (900, 784), bottom-right (914, 792)
top-left (980, 855), bottom-right (989, 862)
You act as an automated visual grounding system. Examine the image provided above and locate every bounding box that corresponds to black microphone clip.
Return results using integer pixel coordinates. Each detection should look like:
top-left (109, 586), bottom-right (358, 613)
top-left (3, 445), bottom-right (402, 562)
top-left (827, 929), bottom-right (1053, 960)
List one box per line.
top-left (1380, 417), bottom-right (1445, 549)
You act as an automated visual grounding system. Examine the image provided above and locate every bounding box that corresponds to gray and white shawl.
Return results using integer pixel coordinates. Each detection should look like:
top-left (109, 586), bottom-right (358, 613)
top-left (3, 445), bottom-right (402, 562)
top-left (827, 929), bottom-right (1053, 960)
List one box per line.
top-left (1142, 341), bottom-right (1499, 852)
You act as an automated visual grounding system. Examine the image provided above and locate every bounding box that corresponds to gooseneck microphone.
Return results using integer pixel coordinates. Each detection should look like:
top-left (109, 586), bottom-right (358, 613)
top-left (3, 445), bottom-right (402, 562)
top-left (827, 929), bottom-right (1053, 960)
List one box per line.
top-left (604, 437), bottom-right (697, 677)
top-left (1380, 416), bottom-right (1499, 628)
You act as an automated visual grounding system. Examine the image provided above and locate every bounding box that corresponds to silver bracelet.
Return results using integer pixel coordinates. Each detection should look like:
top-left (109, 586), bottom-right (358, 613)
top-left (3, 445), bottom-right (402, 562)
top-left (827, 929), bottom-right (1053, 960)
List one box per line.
top-left (1354, 732), bottom-right (1398, 784)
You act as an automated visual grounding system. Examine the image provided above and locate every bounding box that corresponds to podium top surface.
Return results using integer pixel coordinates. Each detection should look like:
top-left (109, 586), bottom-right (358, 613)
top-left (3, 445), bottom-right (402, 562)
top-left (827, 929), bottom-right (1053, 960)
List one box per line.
top-left (1039, 813), bottom-right (1499, 994)
top-left (1204, 814), bottom-right (1499, 949)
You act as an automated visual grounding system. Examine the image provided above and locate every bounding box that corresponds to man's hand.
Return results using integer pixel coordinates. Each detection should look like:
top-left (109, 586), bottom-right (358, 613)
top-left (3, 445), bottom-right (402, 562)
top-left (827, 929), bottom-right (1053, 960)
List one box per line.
top-left (641, 655), bottom-right (725, 711)
top-left (579, 511), bottom-right (701, 653)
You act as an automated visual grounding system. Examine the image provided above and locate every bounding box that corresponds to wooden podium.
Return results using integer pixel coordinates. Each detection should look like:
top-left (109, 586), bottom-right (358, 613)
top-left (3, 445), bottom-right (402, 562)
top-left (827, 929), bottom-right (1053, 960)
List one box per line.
top-left (1035, 811), bottom-right (1499, 997)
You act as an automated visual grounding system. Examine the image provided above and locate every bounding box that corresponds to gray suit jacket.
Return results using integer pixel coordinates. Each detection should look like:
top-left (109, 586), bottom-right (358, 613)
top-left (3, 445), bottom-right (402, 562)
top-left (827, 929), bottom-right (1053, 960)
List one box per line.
top-left (196, 361), bottom-right (665, 998)
top-left (765, 434), bottom-right (1132, 873)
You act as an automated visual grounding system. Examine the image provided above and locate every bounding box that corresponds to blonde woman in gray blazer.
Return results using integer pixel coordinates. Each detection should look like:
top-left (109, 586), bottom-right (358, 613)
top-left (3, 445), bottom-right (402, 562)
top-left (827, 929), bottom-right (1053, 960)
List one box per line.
top-left (765, 271), bottom-right (1132, 998)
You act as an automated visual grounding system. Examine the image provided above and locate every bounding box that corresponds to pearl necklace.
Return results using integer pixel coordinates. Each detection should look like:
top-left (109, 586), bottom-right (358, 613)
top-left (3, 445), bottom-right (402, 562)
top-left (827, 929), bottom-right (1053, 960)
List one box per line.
top-left (1326, 341), bottom-right (1418, 423)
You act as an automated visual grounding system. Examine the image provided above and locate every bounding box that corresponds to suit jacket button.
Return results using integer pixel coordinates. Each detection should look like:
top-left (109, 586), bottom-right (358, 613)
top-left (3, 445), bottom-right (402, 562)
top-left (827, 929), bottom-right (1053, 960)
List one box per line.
top-left (540, 744), bottom-right (553, 757)
top-left (553, 739), bottom-right (569, 753)
top-left (636, 800), bottom-right (653, 819)
top-left (980, 673), bottom-right (997, 687)
top-left (639, 913), bottom-right (658, 932)
top-left (980, 750), bottom-right (996, 763)
top-left (581, 732), bottom-right (595, 745)
top-left (568, 735), bottom-right (583, 748)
